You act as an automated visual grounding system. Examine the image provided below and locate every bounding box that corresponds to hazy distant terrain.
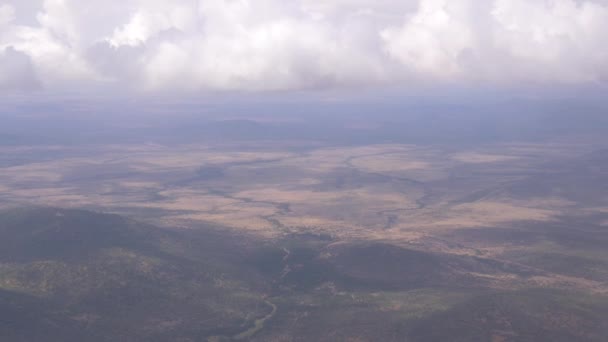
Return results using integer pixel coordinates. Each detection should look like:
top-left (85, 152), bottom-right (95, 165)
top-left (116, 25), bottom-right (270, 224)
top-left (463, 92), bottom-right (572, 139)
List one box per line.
top-left (1, 112), bottom-right (608, 341)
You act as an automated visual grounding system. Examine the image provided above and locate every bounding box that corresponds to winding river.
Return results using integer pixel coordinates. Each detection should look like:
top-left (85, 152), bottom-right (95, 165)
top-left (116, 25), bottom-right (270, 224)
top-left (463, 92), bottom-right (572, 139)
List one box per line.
top-left (233, 300), bottom-right (278, 340)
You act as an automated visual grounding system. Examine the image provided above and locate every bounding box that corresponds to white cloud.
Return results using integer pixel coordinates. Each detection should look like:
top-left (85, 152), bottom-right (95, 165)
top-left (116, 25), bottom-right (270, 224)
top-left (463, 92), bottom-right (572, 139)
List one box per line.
top-left (0, 4), bottom-right (15, 27)
top-left (490, 0), bottom-right (608, 82)
top-left (381, 0), bottom-right (477, 77)
top-left (0, 0), bottom-right (607, 92)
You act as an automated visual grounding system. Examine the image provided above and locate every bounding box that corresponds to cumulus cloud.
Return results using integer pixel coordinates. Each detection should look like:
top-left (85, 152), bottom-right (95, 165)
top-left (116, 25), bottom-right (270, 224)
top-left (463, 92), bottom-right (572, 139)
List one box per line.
top-left (0, 0), bottom-right (607, 92)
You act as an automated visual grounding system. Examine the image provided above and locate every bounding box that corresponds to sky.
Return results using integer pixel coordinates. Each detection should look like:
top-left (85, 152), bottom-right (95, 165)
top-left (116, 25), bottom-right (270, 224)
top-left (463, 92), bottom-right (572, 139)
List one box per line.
top-left (0, 0), bottom-right (607, 95)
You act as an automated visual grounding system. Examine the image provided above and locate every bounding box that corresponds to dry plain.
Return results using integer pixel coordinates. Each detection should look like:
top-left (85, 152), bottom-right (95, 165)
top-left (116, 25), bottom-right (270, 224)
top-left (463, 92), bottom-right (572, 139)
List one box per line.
top-left (2, 138), bottom-right (608, 341)
top-left (2, 142), bottom-right (607, 280)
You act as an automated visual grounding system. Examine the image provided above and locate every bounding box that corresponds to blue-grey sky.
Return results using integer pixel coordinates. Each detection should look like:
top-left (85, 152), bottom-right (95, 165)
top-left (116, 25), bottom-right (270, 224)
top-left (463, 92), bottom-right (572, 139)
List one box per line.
top-left (1, 0), bottom-right (607, 94)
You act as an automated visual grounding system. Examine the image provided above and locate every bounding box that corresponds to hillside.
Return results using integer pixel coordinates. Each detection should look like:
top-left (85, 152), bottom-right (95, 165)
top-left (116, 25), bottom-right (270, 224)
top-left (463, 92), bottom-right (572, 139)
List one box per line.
top-left (1, 207), bottom-right (607, 341)
top-left (0, 207), bottom-right (270, 341)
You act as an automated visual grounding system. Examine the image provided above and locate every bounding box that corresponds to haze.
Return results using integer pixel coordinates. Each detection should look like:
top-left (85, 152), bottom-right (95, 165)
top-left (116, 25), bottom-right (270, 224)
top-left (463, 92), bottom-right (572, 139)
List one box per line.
top-left (1, 1), bottom-right (607, 341)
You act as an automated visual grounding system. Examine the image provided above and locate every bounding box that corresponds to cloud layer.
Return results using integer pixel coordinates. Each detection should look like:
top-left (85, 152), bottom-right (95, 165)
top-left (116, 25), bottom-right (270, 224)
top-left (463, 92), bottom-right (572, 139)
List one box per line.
top-left (0, 0), bottom-right (607, 92)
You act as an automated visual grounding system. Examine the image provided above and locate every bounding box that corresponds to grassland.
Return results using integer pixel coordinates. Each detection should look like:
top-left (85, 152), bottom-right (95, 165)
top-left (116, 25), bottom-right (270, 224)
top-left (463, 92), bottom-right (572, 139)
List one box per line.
top-left (1, 138), bottom-right (608, 340)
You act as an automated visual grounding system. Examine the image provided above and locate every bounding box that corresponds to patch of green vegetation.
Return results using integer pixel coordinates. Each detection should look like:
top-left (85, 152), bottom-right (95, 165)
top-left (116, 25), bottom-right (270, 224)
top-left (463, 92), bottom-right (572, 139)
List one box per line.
top-left (0, 207), bottom-right (270, 341)
top-left (409, 289), bottom-right (608, 342)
